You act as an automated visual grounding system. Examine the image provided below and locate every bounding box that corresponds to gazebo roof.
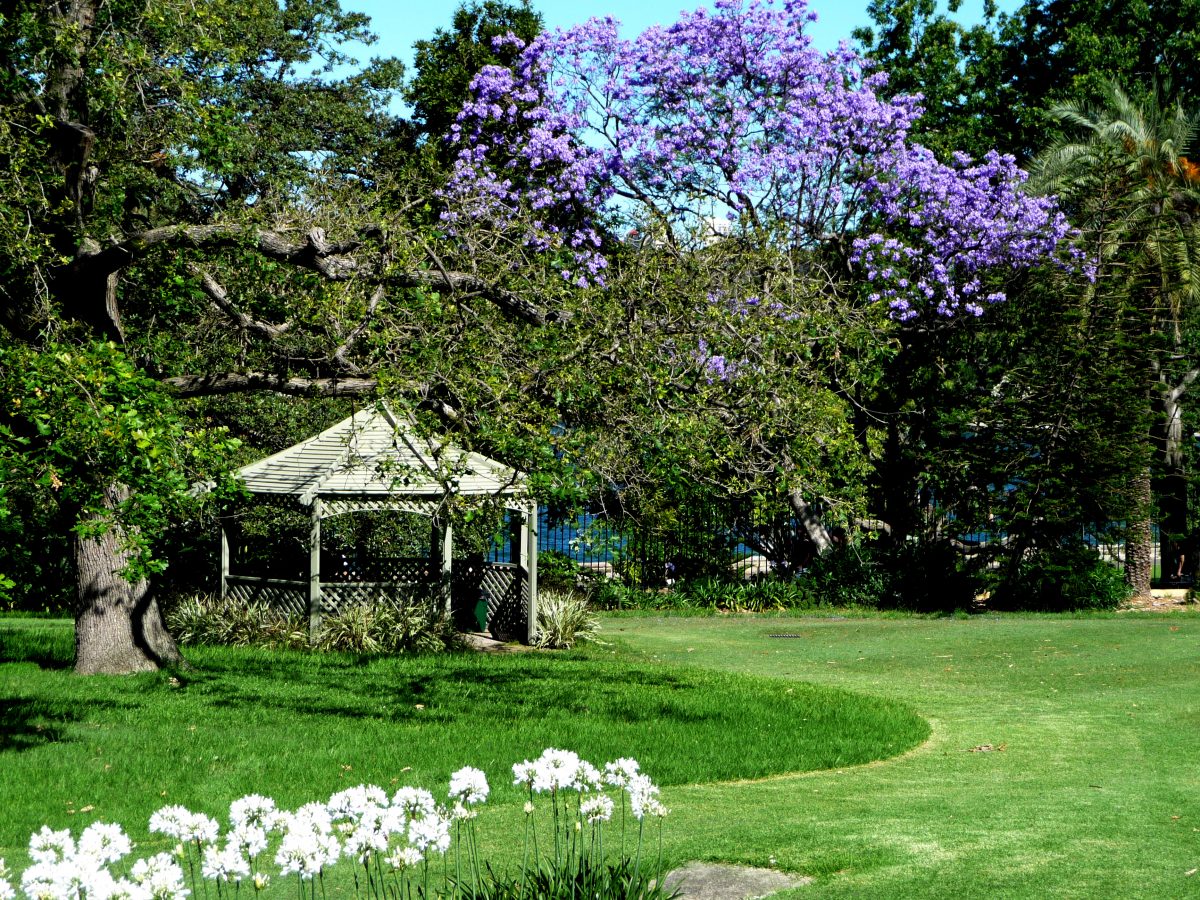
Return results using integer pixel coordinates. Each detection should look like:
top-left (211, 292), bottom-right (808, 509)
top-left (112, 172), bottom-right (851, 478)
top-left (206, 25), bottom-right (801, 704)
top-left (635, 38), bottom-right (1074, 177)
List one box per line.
top-left (235, 405), bottom-right (526, 506)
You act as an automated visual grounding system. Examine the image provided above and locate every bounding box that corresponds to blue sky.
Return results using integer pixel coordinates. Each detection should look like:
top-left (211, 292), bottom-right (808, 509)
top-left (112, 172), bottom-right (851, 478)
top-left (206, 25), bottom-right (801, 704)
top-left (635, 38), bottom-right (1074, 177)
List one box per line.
top-left (345, 0), bottom-right (1020, 70)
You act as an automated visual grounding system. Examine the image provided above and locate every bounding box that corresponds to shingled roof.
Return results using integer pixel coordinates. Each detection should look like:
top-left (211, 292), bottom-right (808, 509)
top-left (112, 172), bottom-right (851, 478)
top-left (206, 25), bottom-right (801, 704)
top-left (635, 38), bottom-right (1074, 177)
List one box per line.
top-left (234, 404), bottom-right (526, 506)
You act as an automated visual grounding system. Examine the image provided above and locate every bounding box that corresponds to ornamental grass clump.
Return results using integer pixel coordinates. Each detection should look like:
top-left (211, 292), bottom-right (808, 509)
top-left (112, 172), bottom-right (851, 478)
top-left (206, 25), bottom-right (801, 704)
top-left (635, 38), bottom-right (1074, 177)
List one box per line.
top-left (533, 589), bottom-right (600, 649)
top-left (2, 750), bottom-right (672, 900)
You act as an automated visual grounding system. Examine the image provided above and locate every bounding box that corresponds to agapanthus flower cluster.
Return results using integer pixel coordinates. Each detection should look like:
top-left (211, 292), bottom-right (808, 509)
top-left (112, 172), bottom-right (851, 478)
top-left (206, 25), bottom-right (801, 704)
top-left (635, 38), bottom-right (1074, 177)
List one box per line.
top-left (445, 0), bottom-right (1072, 317)
top-left (513, 748), bottom-right (666, 820)
top-left (9, 751), bottom-right (667, 897)
top-left (19, 823), bottom-right (175, 900)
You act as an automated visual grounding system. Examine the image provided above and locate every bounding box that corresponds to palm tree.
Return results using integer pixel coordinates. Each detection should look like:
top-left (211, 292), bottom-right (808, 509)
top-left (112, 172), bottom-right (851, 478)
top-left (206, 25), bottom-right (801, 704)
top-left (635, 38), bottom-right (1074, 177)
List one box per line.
top-left (1031, 81), bottom-right (1200, 598)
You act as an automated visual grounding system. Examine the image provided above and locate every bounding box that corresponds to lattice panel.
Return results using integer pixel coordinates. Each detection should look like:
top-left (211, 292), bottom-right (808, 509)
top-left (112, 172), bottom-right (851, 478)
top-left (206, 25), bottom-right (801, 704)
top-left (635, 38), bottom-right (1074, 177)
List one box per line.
top-left (320, 582), bottom-right (439, 617)
top-left (323, 555), bottom-right (435, 584)
top-left (321, 499), bottom-right (438, 518)
top-left (225, 578), bottom-right (308, 617)
top-left (482, 565), bottom-right (526, 641)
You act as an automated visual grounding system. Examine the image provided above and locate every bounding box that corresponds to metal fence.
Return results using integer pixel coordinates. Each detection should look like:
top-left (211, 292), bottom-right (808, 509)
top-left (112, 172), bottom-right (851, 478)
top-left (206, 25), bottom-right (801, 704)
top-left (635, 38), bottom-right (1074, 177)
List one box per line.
top-left (510, 509), bottom-right (1174, 588)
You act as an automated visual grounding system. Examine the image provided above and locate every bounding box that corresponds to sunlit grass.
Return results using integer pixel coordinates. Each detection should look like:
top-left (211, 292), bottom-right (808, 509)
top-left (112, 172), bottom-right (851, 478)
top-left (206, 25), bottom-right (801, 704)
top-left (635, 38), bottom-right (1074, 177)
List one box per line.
top-left (0, 619), bottom-right (926, 870)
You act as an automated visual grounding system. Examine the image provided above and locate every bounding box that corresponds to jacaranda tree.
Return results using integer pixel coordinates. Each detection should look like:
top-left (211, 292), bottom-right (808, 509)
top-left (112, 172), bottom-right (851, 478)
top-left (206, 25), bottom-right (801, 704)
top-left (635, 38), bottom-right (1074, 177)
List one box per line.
top-left (443, 0), bottom-right (1073, 552)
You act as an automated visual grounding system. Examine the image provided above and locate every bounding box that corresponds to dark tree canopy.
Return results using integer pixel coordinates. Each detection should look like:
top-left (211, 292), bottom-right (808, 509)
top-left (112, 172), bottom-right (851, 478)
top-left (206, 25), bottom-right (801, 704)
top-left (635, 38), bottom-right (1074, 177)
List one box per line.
top-left (404, 0), bottom-right (543, 158)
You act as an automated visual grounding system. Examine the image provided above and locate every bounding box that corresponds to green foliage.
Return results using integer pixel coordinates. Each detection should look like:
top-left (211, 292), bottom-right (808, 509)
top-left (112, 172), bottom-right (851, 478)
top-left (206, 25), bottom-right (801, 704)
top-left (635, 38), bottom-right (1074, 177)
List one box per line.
top-left (988, 543), bottom-right (1131, 611)
top-left (854, 0), bottom-right (1002, 159)
top-left (859, 0), bottom-right (1200, 161)
top-left (674, 576), bottom-right (821, 613)
top-left (313, 597), bottom-right (459, 655)
top-left (803, 546), bottom-right (892, 609)
top-left (536, 550), bottom-right (584, 592)
top-left (459, 855), bottom-right (678, 900)
top-left (533, 588), bottom-right (600, 649)
top-left (165, 592), bottom-right (459, 654)
top-left (0, 339), bottom-right (243, 596)
top-left (799, 541), bottom-right (980, 612)
top-left (165, 593), bottom-right (308, 649)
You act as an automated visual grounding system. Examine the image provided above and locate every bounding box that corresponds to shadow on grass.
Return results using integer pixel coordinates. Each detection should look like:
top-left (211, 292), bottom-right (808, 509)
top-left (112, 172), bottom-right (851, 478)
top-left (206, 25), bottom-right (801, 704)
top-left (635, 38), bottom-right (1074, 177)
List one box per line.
top-left (0, 698), bottom-right (97, 752)
top-left (0, 624), bottom-right (73, 670)
top-left (182, 651), bottom-right (713, 727)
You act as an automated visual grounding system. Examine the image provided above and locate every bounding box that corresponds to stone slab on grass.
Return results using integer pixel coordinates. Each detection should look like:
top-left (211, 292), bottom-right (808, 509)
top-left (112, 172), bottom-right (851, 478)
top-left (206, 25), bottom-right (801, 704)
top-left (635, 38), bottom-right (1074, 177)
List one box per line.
top-left (662, 862), bottom-right (812, 899)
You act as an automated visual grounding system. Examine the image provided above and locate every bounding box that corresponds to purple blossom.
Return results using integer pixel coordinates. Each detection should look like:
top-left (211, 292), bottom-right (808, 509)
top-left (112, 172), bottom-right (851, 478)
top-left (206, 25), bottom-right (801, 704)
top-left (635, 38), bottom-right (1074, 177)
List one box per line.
top-left (443, 0), bottom-right (1072, 316)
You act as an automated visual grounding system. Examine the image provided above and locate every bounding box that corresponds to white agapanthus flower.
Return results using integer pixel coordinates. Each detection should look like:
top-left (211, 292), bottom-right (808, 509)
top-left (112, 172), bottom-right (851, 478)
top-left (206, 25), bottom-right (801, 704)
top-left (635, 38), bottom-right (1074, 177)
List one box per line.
top-left (531, 748), bottom-right (581, 793)
top-left (226, 822), bottom-right (268, 857)
top-left (20, 860), bottom-right (77, 900)
top-left (385, 846), bottom-right (423, 871)
top-left (512, 760), bottom-right (536, 788)
top-left (287, 802), bottom-right (334, 835)
top-left (129, 852), bottom-right (189, 899)
top-left (28, 826), bottom-right (75, 865)
top-left (77, 822), bottom-right (133, 866)
top-left (228, 795), bottom-right (277, 830)
top-left (147, 807), bottom-right (193, 841)
top-left (274, 828), bottom-right (340, 879)
top-left (579, 795), bottom-right (615, 823)
top-left (342, 806), bottom-right (397, 862)
top-left (0, 858), bottom-right (13, 900)
top-left (201, 843), bottom-right (250, 883)
top-left (94, 875), bottom-right (152, 900)
top-left (603, 758), bottom-right (641, 789)
top-left (178, 813), bottom-right (219, 846)
top-left (626, 774), bottom-right (665, 820)
top-left (572, 761), bottom-right (603, 793)
top-left (407, 812), bottom-right (451, 856)
top-left (448, 766), bottom-right (489, 805)
top-left (252, 872), bottom-right (270, 892)
top-left (327, 785), bottom-right (388, 822)
top-left (391, 788), bottom-right (436, 819)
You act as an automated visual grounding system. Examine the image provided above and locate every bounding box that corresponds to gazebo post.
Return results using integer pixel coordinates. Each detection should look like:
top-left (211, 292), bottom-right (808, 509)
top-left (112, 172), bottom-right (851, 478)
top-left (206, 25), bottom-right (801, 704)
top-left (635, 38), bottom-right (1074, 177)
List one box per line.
top-left (218, 520), bottom-right (230, 599)
top-left (440, 519), bottom-right (453, 615)
top-left (525, 502), bottom-right (539, 644)
top-left (308, 498), bottom-right (323, 644)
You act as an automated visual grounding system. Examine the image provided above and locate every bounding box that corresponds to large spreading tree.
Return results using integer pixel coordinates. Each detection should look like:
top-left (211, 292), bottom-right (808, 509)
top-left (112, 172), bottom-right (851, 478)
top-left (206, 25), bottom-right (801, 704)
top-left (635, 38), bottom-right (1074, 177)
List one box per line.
top-left (0, 0), bottom-right (567, 673)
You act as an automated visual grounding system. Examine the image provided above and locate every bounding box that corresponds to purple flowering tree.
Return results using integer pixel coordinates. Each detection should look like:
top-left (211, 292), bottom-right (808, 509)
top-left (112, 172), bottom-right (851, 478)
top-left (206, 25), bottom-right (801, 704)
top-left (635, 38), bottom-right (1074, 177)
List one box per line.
top-left (443, 0), bottom-right (1072, 556)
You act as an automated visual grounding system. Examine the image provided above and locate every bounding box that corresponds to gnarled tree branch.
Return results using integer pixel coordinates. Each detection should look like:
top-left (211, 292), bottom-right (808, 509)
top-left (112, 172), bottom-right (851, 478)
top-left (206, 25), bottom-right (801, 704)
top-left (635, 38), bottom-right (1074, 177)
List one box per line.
top-left (162, 372), bottom-right (378, 397)
top-left (190, 266), bottom-right (292, 340)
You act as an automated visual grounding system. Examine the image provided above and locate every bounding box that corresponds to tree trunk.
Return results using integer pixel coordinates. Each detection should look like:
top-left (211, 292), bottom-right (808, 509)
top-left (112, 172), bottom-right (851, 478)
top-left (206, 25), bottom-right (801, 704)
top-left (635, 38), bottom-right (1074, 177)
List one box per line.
top-left (1124, 467), bottom-right (1154, 601)
top-left (788, 487), bottom-right (833, 555)
top-left (73, 485), bottom-right (184, 675)
top-left (1157, 377), bottom-right (1191, 579)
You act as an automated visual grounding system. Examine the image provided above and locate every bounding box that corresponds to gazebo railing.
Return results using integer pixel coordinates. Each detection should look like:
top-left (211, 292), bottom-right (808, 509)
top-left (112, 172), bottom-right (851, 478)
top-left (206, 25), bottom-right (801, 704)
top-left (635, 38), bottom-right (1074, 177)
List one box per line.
top-left (223, 558), bottom-right (529, 640)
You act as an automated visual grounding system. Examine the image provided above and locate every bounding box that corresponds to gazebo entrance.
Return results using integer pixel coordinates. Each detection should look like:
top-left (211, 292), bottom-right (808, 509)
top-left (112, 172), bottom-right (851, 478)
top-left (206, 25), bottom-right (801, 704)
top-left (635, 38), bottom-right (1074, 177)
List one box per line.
top-left (217, 405), bottom-right (538, 643)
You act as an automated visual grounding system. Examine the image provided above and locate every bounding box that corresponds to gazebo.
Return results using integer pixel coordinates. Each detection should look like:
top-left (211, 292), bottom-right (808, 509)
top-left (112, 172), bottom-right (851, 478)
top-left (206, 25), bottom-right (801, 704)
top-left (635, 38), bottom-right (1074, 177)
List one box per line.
top-left (218, 404), bottom-right (538, 643)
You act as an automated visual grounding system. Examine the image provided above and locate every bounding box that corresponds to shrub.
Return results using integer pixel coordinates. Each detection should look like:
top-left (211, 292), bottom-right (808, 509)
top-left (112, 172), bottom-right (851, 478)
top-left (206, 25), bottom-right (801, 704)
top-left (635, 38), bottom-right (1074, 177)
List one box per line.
top-left (987, 541), bottom-right (1130, 611)
top-left (165, 593), bottom-right (458, 654)
top-left (534, 589), bottom-right (601, 649)
top-left (165, 594), bottom-right (308, 650)
top-left (585, 580), bottom-right (665, 611)
top-left (879, 540), bottom-right (982, 612)
top-left (537, 550), bottom-right (585, 591)
top-left (801, 544), bottom-right (890, 608)
top-left (314, 597), bottom-right (459, 655)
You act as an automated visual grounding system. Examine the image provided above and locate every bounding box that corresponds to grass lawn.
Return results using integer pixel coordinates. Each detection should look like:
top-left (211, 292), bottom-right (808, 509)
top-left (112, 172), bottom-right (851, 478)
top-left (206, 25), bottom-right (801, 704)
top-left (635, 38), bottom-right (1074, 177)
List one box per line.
top-left (605, 610), bottom-right (1200, 898)
top-left (1, 611), bottom-right (1198, 897)
top-left (0, 617), bottom-right (922, 881)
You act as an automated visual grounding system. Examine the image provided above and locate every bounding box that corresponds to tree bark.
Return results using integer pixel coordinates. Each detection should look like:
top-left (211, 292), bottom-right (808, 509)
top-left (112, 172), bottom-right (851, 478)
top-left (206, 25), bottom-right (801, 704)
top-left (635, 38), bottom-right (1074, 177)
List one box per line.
top-left (72, 485), bottom-right (184, 675)
top-left (788, 487), bottom-right (833, 555)
top-left (1124, 466), bottom-right (1154, 600)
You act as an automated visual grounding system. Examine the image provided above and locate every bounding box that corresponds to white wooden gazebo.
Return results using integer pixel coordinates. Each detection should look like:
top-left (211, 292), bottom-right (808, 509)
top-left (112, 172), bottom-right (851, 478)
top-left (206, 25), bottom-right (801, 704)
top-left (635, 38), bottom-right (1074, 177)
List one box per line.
top-left (219, 404), bottom-right (538, 643)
